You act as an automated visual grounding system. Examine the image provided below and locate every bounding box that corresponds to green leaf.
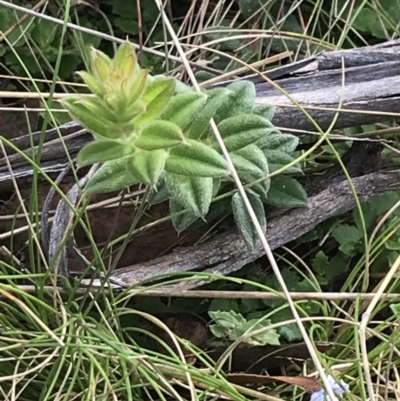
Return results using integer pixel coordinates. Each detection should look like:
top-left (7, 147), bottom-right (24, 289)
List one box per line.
top-left (209, 310), bottom-right (280, 346)
top-left (77, 71), bottom-right (106, 98)
top-left (6, 9), bottom-right (35, 47)
top-left (186, 87), bottom-right (231, 139)
top-left (169, 198), bottom-right (199, 232)
top-left (134, 77), bottom-right (176, 126)
top-left (112, 0), bottom-right (137, 17)
top-left (312, 251), bottom-right (330, 276)
top-left (263, 268), bottom-right (316, 308)
top-left (166, 173), bottom-right (213, 217)
top-left (147, 174), bottom-right (170, 205)
top-left (231, 144), bottom-right (269, 177)
top-left (324, 255), bottom-right (349, 282)
top-left (368, 190), bottom-right (400, 215)
top-left (231, 318), bottom-right (280, 346)
top-left (332, 224), bottom-right (363, 246)
top-left (214, 81), bottom-right (256, 123)
top-left (31, 19), bottom-right (57, 47)
top-left (230, 144), bottom-right (270, 199)
top-left (239, 0), bottom-right (269, 18)
top-left (77, 140), bottom-right (132, 166)
top-left (258, 132), bottom-right (299, 154)
top-left (332, 224), bottom-right (363, 256)
top-left (232, 190), bottom-right (266, 250)
top-left (165, 140), bottom-right (230, 178)
top-left (209, 310), bottom-right (246, 330)
top-left (209, 324), bottom-right (228, 339)
top-left (159, 91), bottom-right (208, 129)
top-left (85, 157), bottom-right (139, 193)
top-left (390, 303), bottom-right (400, 318)
top-left (76, 97), bottom-right (119, 124)
top-left (114, 17), bottom-right (139, 35)
top-left (209, 298), bottom-right (240, 313)
top-left (271, 309), bottom-right (302, 343)
top-left (267, 176), bottom-right (307, 207)
top-left (134, 120), bottom-right (186, 150)
top-left (263, 150), bottom-right (300, 173)
top-left (62, 97), bottom-right (118, 139)
top-left (385, 233), bottom-right (400, 251)
top-left (127, 149), bottom-right (167, 185)
top-left (353, 203), bottom-right (377, 233)
top-left (114, 41), bottom-right (135, 69)
top-left (126, 68), bottom-right (149, 106)
top-left (252, 104), bottom-right (276, 121)
top-left (213, 114), bottom-right (275, 152)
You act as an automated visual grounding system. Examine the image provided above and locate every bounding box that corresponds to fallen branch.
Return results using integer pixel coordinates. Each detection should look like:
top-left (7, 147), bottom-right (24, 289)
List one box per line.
top-left (109, 169), bottom-right (400, 288)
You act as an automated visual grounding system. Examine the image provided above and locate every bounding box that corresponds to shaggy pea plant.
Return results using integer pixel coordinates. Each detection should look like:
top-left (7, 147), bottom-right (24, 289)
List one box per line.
top-left (62, 41), bottom-right (307, 248)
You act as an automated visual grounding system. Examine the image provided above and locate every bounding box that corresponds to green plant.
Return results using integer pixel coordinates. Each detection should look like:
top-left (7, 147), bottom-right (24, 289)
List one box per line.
top-left (62, 41), bottom-right (306, 250)
top-left (209, 310), bottom-right (280, 346)
top-left (307, 190), bottom-right (400, 288)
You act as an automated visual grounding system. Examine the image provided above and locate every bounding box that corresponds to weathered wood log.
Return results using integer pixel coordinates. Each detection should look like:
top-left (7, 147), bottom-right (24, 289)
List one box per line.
top-left (109, 169), bottom-right (400, 288)
top-left (222, 38), bottom-right (400, 131)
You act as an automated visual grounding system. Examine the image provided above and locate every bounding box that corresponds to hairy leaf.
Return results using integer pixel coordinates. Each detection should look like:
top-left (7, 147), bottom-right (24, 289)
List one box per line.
top-left (114, 40), bottom-right (135, 69)
top-left (166, 140), bottom-right (230, 177)
top-left (127, 149), bottom-right (167, 185)
top-left (78, 97), bottom-right (120, 123)
top-left (239, 172), bottom-right (270, 201)
top-left (126, 68), bottom-right (148, 105)
top-left (166, 173), bottom-right (213, 217)
top-left (267, 176), bottom-right (307, 207)
top-left (231, 318), bottom-right (280, 346)
top-left (214, 114), bottom-right (275, 152)
top-left (134, 120), bottom-right (186, 150)
top-left (85, 157), bottom-right (138, 193)
top-left (169, 198), bottom-right (199, 232)
top-left (232, 190), bottom-right (266, 250)
top-left (252, 104), bottom-right (276, 121)
top-left (230, 144), bottom-right (269, 177)
top-left (258, 132), bottom-right (299, 154)
top-left (147, 174), bottom-right (170, 205)
top-left (209, 310), bottom-right (246, 331)
top-left (214, 81), bottom-right (256, 123)
top-left (77, 140), bottom-right (132, 166)
top-left (134, 77), bottom-right (175, 126)
top-left (187, 87), bottom-right (231, 139)
top-left (209, 310), bottom-right (280, 346)
top-left (62, 97), bottom-right (117, 139)
top-left (159, 91), bottom-right (208, 129)
top-left (230, 144), bottom-right (270, 198)
top-left (263, 150), bottom-right (300, 173)
top-left (77, 71), bottom-right (105, 98)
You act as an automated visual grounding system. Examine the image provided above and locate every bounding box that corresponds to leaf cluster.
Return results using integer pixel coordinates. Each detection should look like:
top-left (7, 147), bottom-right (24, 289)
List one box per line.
top-left (62, 42), bottom-right (307, 249)
top-left (207, 266), bottom-right (323, 345)
top-left (305, 190), bottom-right (400, 287)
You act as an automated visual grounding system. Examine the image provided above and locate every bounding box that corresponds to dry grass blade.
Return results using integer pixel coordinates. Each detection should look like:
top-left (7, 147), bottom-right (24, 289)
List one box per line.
top-left (153, 1), bottom-right (339, 399)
